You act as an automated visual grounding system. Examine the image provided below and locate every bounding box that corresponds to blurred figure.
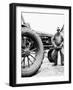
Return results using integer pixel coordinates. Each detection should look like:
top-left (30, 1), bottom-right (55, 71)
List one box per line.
top-left (51, 26), bottom-right (64, 66)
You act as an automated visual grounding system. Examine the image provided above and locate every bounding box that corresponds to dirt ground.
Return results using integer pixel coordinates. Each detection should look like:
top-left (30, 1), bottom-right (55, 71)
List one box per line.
top-left (34, 51), bottom-right (64, 77)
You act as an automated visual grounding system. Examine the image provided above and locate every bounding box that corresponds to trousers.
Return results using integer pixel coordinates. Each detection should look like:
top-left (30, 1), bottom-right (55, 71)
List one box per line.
top-left (52, 47), bottom-right (64, 65)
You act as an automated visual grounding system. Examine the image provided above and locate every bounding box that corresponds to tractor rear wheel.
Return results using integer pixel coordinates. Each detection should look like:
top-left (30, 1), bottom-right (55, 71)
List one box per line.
top-left (21, 28), bottom-right (44, 77)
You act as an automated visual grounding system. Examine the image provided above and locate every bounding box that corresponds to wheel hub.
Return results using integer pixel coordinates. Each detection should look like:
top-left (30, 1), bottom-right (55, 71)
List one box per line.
top-left (22, 48), bottom-right (30, 57)
top-left (25, 50), bottom-right (30, 56)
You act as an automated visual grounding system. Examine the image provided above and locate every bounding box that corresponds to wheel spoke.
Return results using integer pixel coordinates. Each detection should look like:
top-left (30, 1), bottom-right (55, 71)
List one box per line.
top-left (22, 49), bottom-right (25, 54)
top-left (21, 57), bottom-right (25, 67)
top-left (27, 56), bottom-right (30, 67)
top-left (22, 49), bottom-right (25, 52)
top-left (29, 54), bottom-right (36, 61)
top-left (27, 56), bottom-right (33, 64)
top-left (21, 57), bottom-right (24, 64)
top-left (31, 48), bottom-right (37, 52)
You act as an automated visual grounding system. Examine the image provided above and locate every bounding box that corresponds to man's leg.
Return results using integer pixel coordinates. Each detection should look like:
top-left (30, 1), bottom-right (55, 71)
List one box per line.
top-left (60, 48), bottom-right (64, 66)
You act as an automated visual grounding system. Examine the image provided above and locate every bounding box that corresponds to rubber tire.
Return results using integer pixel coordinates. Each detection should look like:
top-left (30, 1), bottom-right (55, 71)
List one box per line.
top-left (47, 49), bottom-right (55, 63)
top-left (21, 28), bottom-right (44, 77)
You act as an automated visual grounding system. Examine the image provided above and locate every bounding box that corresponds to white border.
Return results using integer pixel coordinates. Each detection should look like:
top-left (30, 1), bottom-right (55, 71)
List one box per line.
top-left (16, 6), bottom-right (69, 84)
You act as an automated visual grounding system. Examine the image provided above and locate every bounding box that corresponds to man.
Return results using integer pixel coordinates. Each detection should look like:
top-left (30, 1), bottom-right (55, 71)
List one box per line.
top-left (51, 27), bottom-right (64, 66)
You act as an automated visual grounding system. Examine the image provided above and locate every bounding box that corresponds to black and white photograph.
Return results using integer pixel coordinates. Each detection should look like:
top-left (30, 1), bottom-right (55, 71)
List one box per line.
top-left (21, 12), bottom-right (64, 77)
top-left (10, 3), bottom-right (71, 86)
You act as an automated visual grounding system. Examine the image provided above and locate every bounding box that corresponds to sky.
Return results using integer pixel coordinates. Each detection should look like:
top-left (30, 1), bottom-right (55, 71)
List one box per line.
top-left (22, 12), bottom-right (64, 35)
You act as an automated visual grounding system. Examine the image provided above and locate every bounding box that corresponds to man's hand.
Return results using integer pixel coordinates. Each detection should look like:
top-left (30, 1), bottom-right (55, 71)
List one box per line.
top-left (59, 42), bottom-right (63, 48)
top-left (56, 44), bottom-right (63, 49)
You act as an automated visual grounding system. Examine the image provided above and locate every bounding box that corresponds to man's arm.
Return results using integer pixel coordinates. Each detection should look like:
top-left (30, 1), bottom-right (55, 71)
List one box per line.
top-left (51, 36), bottom-right (57, 48)
top-left (59, 36), bottom-right (64, 47)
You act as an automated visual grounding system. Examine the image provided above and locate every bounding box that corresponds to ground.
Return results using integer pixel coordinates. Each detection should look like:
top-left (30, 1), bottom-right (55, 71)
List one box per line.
top-left (34, 50), bottom-right (64, 77)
